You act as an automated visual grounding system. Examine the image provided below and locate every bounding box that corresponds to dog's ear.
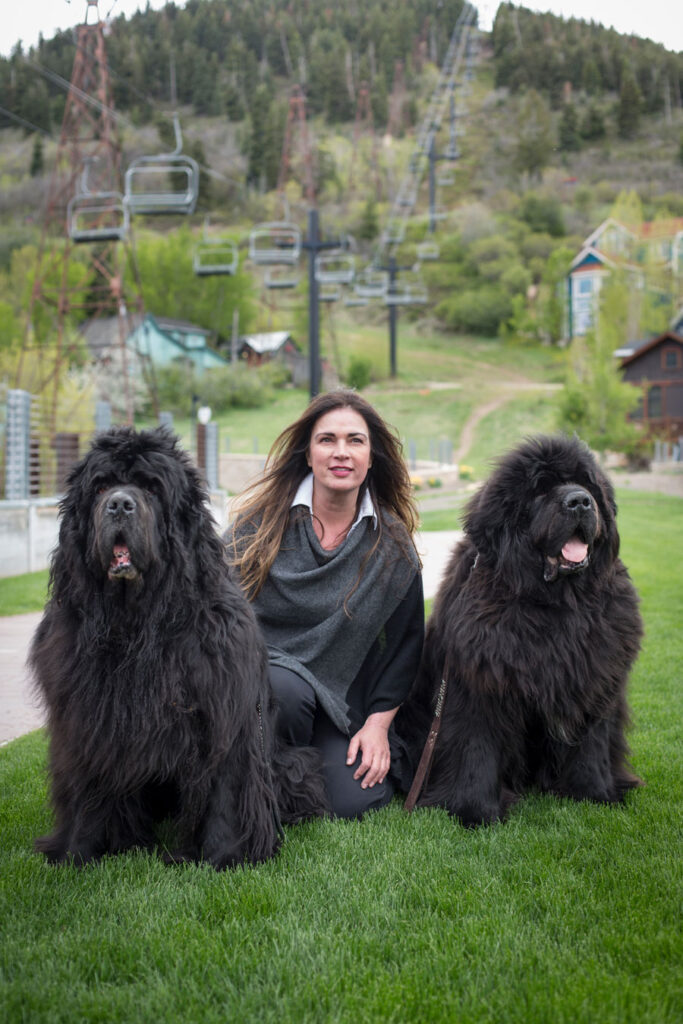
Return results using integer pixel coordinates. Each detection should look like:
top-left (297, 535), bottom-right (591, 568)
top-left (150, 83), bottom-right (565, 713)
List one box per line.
top-left (46, 457), bottom-right (94, 600)
top-left (463, 475), bottom-right (523, 564)
top-left (590, 465), bottom-right (621, 566)
top-left (163, 457), bottom-right (228, 584)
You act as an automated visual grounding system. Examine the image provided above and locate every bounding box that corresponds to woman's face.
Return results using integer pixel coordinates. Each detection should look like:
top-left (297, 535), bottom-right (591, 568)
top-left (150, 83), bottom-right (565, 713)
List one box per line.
top-left (307, 406), bottom-right (372, 502)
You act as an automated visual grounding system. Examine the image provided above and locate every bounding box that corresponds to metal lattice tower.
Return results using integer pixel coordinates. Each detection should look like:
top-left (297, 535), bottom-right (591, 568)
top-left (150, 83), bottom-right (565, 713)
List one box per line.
top-left (277, 85), bottom-right (316, 210)
top-left (16, 1), bottom-right (152, 441)
top-left (348, 82), bottom-right (381, 198)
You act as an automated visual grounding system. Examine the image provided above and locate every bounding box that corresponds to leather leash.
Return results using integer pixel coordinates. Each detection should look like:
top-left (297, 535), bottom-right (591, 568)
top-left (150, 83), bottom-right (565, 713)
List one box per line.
top-left (404, 657), bottom-right (450, 812)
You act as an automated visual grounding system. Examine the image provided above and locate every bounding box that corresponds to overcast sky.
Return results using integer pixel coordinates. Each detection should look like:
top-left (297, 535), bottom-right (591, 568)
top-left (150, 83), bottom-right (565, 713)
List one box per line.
top-left (3, 1), bottom-right (682, 58)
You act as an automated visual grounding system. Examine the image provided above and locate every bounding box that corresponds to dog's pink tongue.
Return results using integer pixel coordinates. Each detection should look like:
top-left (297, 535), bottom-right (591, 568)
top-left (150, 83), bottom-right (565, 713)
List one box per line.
top-left (110, 545), bottom-right (131, 569)
top-left (562, 537), bottom-right (588, 563)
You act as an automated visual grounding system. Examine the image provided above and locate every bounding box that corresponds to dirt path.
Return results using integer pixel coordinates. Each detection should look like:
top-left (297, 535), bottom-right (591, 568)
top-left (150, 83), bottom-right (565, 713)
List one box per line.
top-left (453, 395), bottom-right (509, 464)
top-left (452, 381), bottom-right (563, 464)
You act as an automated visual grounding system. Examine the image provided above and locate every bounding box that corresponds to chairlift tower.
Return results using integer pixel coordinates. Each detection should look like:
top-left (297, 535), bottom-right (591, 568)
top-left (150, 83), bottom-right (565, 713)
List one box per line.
top-left (348, 81), bottom-right (381, 198)
top-left (277, 85), bottom-right (316, 211)
top-left (16, 0), bottom-right (152, 443)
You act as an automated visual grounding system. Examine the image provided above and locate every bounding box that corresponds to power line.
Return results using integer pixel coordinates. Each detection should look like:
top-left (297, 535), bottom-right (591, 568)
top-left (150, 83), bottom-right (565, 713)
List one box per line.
top-left (0, 103), bottom-right (53, 137)
top-left (22, 48), bottom-right (240, 188)
top-left (22, 54), bottom-right (135, 131)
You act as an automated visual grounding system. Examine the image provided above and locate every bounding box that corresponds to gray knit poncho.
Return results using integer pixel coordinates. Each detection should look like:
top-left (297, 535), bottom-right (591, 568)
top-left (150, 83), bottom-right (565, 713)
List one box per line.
top-left (231, 508), bottom-right (420, 734)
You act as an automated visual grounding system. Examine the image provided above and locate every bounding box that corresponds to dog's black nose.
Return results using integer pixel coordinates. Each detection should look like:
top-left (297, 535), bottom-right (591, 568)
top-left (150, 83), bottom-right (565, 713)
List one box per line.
top-left (106, 490), bottom-right (136, 516)
top-left (563, 489), bottom-right (592, 514)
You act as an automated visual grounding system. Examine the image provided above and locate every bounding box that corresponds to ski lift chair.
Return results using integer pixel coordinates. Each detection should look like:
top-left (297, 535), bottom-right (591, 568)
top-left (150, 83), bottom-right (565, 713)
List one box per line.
top-left (416, 241), bottom-right (440, 261)
top-left (68, 194), bottom-right (129, 243)
top-left (383, 221), bottom-right (406, 246)
top-left (124, 114), bottom-right (199, 216)
top-left (354, 267), bottom-right (389, 299)
top-left (315, 253), bottom-right (355, 285)
top-left (67, 159), bottom-right (129, 243)
top-left (193, 232), bottom-right (238, 276)
top-left (264, 266), bottom-right (300, 289)
top-left (249, 222), bottom-right (302, 265)
top-left (385, 281), bottom-right (428, 306)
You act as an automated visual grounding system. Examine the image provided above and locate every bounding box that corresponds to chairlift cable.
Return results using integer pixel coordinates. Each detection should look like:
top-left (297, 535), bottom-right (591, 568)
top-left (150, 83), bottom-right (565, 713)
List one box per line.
top-left (22, 54), bottom-right (135, 131)
top-left (0, 104), bottom-right (54, 139)
top-left (25, 31), bottom-right (245, 190)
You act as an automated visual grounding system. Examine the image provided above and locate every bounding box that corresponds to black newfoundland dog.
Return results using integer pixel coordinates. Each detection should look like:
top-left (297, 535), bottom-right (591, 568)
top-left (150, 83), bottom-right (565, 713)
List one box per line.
top-left (399, 435), bottom-right (643, 825)
top-left (30, 427), bottom-right (327, 868)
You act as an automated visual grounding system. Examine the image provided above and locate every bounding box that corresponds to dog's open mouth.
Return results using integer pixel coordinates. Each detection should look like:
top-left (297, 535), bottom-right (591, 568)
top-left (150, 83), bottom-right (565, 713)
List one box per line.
top-left (108, 543), bottom-right (139, 580)
top-left (544, 536), bottom-right (591, 582)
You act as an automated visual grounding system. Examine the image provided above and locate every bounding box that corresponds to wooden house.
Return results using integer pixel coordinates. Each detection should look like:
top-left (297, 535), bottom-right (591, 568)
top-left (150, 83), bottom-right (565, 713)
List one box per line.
top-left (618, 331), bottom-right (683, 440)
top-left (237, 331), bottom-right (300, 368)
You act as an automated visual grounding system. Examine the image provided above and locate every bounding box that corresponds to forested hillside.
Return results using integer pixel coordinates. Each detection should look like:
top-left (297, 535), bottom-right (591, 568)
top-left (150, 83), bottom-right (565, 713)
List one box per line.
top-left (1, 0), bottom-right (465, 135)
top-left (2, 1), bottom-right (681, 153)
top-left (1, 1), bottom-right (682, 354)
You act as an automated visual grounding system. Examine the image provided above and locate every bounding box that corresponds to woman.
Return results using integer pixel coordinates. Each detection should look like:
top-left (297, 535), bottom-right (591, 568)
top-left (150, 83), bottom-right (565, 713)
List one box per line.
top-left (227, 389), bottom-right (424, 819)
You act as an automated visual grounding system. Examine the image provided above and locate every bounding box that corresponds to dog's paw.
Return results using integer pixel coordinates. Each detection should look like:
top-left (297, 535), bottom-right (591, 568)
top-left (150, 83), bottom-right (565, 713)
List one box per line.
top-left (447, 799), bottom-right (502, 828)
top-left (35, 835), bottom-right (99, 866)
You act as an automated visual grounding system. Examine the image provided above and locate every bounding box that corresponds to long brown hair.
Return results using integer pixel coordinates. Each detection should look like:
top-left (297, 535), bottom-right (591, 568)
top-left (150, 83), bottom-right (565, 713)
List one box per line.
top-left (229, 389), bottom-right (420, 599)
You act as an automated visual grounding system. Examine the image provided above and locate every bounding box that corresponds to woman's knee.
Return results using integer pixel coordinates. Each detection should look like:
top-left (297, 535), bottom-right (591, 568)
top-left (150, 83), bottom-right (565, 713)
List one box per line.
top-left (312, 713), bottom-right (396, 819)
top-left (327, 769), bottom-right (396, 820)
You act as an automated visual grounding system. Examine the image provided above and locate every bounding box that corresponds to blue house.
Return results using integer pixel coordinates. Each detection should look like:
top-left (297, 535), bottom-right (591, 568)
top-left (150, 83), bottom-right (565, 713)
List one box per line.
top-left (82, 313), bottom-right (229, 372)
top-left (566, 217), bottom-right (683, 341)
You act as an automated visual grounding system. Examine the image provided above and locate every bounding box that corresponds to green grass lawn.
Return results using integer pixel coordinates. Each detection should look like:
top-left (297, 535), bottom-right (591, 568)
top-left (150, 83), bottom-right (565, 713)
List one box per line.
top-left (0, 570), bottom-right (49, 616)
top-left (1, 491), bottom-right (681, 1023)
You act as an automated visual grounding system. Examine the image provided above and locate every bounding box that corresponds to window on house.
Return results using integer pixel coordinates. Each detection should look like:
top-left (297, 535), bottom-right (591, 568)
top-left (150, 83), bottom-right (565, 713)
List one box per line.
top-left (577, 277), bottom-right (593, 295)
top-left (647, 386), bottom-right (662, 419)
top-left (662, 348), bottom-right (682, 370)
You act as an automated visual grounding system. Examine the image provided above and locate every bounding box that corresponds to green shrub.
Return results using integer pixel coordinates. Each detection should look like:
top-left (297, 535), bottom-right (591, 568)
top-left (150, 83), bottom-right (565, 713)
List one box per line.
top-left (152, 361), bottom-right (287, 416)
top-left (346, 355), bottom-right (372, 391)
top-left (519, 193), bottom-right (566, 237)
top-left (500, 263), bottom-right (532, 295)
top-left (436, 284), bottom-right (513, 336)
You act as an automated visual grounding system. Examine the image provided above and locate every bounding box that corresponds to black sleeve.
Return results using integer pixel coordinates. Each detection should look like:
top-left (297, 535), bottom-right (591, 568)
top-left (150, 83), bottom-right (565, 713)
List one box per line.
top-left (345, 572), bottom-right (425, 727)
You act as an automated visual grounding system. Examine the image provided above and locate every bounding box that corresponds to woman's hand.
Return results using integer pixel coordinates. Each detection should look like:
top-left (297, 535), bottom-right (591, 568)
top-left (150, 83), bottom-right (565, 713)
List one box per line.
top-left (346, 708), bottom-right (399, 789)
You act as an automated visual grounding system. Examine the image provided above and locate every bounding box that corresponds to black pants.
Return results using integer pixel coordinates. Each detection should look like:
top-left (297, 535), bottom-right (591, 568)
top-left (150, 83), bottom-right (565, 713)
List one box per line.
top-left (269, 665), bottom-right (396, 820)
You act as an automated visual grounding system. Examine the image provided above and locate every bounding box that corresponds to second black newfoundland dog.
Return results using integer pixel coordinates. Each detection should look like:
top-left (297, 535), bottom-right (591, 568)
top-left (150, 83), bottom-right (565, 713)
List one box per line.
top-left (30, 427), bottom-right (328, 869)
top-left (399, 435), bottom-right (643, 825)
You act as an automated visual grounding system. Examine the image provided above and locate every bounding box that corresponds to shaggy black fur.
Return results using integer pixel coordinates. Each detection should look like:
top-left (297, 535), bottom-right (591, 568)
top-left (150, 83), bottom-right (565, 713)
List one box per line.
top-left (30, 427), bottom-right (328, 868)
top-left (398, 435), bottom-right (643, 826)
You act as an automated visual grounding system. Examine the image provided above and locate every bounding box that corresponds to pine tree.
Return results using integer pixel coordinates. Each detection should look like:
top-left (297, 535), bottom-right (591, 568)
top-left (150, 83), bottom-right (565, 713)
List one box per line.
top-left (558, 103), bottom-right (581, 152)
top-left (514, 90), bottom-right (554, 181)
top-left (617, 70), bottom-right (642, 139)
top-left (29, 135), bottom-right (44, 177)
top-left (580, 104), bottom-right (606, 141)
top-left (357, 198), bottom-right (380, 241)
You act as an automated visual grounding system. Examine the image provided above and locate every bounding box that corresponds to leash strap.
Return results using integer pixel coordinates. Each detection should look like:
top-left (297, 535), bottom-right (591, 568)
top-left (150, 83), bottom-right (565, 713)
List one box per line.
top-left (404, 659), bottom-right (449, 812)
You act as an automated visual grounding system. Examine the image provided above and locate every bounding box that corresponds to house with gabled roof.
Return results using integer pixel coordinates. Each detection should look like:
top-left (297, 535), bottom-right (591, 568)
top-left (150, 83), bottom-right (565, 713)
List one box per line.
top-left (237, 331), bottom-right (300, 367)
top-left (617, 330), bottom-right (683, 440)
top-left (82, 313), bottom-right (229, 371)
top-left (566, 217), bottom-right (683, 341)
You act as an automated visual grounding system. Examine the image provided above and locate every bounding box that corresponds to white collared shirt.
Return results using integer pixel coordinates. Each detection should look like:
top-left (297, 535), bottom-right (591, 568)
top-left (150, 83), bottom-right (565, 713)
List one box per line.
top-left (291, 472), bottom-right (378, 535)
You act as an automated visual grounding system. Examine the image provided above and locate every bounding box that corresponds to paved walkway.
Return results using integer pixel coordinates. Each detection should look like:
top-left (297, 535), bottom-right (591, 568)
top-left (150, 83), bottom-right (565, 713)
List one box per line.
top-left (0, 530), bottom-right (462, 747)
